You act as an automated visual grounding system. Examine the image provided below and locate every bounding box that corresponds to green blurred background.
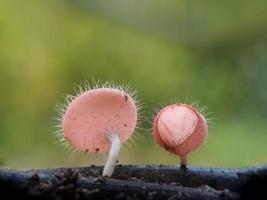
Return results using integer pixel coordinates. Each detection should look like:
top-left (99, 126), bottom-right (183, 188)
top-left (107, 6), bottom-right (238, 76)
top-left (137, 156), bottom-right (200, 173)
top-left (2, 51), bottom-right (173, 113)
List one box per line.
top-left (0, 0), bottom-right (267, 169)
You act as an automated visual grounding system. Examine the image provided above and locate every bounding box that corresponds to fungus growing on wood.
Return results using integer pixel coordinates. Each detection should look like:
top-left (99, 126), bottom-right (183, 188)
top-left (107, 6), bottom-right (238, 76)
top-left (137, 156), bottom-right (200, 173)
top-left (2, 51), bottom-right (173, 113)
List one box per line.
top-left (153, 103), bottom-right (208, 168)
top-left (56, 83), bottom-right (139, 177)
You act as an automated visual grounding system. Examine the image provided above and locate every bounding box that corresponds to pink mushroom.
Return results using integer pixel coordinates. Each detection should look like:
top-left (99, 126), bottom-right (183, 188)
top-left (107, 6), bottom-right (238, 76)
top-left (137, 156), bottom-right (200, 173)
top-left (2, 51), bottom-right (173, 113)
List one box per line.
top-left (60, 86), bottom-right (138, 177)
top-left (153, 103), bottom-right (208, 168)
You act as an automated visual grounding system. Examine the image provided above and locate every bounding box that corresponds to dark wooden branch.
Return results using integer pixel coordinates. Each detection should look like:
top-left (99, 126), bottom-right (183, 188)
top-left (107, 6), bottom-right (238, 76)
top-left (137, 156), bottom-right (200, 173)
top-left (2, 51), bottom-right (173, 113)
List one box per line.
top-left (1, 165), bottom-right (267, 199)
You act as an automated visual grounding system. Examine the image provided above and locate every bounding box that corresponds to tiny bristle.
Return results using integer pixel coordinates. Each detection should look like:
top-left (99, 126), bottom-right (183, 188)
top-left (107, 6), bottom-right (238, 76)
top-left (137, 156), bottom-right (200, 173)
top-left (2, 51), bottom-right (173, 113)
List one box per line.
top-left (125, 134), bottom-right (138, 149)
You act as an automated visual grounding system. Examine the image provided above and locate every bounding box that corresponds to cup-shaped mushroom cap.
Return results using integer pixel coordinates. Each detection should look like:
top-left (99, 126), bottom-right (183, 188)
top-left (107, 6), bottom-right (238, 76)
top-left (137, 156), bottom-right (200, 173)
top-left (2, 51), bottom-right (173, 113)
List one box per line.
top-left (153, 104), bottom-right (208, 157)
top-left (62, 88), bottom-right (137, 153)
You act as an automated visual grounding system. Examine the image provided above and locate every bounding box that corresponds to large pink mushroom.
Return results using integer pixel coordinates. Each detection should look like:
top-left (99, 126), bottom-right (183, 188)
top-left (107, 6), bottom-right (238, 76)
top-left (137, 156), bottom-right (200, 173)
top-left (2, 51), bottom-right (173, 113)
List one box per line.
top-left (153, 103), bottom-right (208, 168)
top-left (61, 87), bottom-right (138, 177)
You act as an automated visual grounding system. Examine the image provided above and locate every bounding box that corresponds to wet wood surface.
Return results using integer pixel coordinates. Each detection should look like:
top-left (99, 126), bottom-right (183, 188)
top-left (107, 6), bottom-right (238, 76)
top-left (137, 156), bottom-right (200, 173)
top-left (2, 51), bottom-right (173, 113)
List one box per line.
top-left (0, 165), bottom-right (266, 199)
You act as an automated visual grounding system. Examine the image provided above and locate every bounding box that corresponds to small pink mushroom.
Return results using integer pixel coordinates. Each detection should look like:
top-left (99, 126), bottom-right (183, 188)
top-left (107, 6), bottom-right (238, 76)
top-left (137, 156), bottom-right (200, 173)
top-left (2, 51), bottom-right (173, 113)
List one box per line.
top-left (153, 103), bottom-right (208, 168)
top-left (62, 87), bottom-right (138, 176)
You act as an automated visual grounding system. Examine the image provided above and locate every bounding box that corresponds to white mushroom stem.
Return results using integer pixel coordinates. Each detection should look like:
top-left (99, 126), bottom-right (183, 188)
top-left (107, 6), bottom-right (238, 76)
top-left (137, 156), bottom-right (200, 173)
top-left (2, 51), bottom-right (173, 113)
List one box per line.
top-left (102, 133), bottom-right (121, 177)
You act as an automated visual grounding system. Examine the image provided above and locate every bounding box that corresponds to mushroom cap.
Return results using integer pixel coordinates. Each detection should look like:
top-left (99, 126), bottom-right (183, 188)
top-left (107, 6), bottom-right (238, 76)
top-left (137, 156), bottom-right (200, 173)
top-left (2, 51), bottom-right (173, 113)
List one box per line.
top-left (62, 88), bottom-right (137, 153)
top-left (153, 104), bottom-right (208, 157)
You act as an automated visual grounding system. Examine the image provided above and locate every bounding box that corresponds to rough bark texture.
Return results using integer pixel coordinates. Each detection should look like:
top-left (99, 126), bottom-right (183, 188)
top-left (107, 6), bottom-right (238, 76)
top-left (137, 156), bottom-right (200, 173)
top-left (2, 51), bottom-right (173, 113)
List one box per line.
top-left (0, 165), bottom-right (266, 200)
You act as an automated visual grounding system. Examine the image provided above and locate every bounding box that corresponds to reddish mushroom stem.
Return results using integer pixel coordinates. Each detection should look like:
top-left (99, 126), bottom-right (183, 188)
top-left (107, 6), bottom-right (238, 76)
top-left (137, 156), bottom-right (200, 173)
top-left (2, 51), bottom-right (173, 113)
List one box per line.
top-left (102, 133), bottom-right (122, 177)
top-left (180, 156), bottom-right (187, 169)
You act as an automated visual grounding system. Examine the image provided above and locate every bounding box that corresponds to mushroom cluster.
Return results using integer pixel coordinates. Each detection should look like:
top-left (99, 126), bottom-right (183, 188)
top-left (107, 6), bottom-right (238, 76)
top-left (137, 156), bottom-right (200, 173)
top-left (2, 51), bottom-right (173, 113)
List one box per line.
top-left (57, 82), bottom-right (208, 176)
